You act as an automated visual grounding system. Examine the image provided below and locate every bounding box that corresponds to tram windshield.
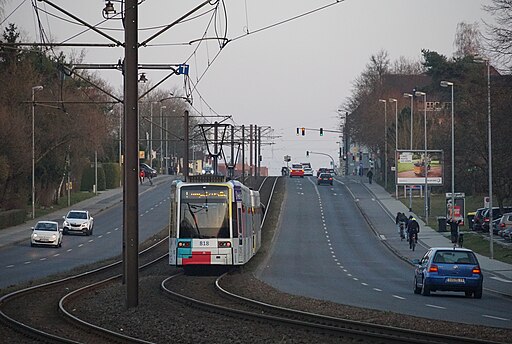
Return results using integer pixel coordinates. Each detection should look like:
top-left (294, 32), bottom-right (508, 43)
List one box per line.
top-left (179, 185), bottom-right (230, 239)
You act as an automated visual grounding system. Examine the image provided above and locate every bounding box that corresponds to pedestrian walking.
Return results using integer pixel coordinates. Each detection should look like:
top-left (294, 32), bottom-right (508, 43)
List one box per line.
top-left (366, 169), bottom-right (373, 184)
top-left (140, 169), bottom-right (145, 184)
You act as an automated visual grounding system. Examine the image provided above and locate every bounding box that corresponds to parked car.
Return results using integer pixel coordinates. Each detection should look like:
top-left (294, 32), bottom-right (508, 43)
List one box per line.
top-left (413, 247), bottom-right (483, 298)
top-left (496, 212), bottom-right (512, 235)
top-left (62, 210), bottom-right (94, 236)
top-left (503, 227), bottom-right (512, 241)
top-left (472, 208), bottom-right (487, 231)
top-left (482, 206), bottom-right (512, 232)
top-left (31, 221), bottom-right (62, 248)
top-left (140, 162), bottom-right (157, 178)
top-left (289, 163), bottom-right (304, 178)
top-left (317, 173), bottom-right (333, 185)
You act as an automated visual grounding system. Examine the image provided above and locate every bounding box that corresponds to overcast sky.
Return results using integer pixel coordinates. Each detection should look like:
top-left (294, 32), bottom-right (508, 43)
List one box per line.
top-left (1, 0), bottom-right (494, 174)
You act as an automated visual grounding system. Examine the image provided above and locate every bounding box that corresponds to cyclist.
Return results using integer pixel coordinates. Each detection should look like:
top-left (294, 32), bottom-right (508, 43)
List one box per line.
top-left (407, 215), bottom-right (420, 249)
top-left (395, 212), bottom-right (407, 240)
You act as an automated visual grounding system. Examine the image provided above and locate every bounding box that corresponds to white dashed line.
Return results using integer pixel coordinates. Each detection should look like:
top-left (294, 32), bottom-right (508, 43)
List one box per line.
top-left (67, 249), bottom-right (72, 252)
top-left (379, 235), bottom-right (386, 240)
top-left (53, 253), bottom-right (60, 257)
top-left (6, 265), bottom-right (14, 268)
top-left (78, 244), bottom-right (84, 247)
top-left (343, 269), bottom-right (348, 272)
top-left (361, 282), bottom-right (368, 286)
top-left (40, 258), bottom-right (47, 261)
top-left (88, 240), bottom-right (94, 243)
top-left (347, 273), bottom-right (352, 277)
top-left (98, 235), bottom-right (103, 238)
top-left (373, 288), bottom-right (382, 292)
top-left (392, 295), bottom-right (405, 300)
top-left (482, 314), bottom-right (509, 321)
top-left (24, 261), bottom-right (31, 265)
top-left (426, 304), bottom-right (446, 310)
top-left (353, 277), bottom-right (359, 281)
top-left (490, 276), bottom-right (512, 283)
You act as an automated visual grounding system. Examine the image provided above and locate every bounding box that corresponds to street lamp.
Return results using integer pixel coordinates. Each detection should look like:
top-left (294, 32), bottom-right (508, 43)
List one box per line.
top-left (31, 85), bottom-right (43, 219)
top-left (378, 99), bottom-right (388, 189)
top-left (159, 105), bottom-right (166, 173)
top-left (389, 98), bottom-right (398, 198)
top-left (403, 93), bottom-right (414, 149)
top-left (440, 80), bottom-right (455, 223)
top-left (415, 91), bottom-right (428, 225)
top-left (475, 56), bottom-right (494, 259)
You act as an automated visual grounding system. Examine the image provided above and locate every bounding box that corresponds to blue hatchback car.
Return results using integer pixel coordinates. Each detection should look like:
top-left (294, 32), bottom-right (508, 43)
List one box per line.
top-left (413, 247), bottom-right (483, 298)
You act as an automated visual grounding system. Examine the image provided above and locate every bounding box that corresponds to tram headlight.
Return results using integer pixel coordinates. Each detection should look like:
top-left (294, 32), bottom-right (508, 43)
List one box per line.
top-left (218, 241), bottom-right (231, 248)
top-left (178, 241), bottom-right (191, 248)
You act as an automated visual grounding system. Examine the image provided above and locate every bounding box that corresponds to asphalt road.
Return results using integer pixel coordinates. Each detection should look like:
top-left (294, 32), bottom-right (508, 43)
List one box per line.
top-left (0, 180), bottom-right (171, 289)
top-left (259, 176), bottom-right (512, 329)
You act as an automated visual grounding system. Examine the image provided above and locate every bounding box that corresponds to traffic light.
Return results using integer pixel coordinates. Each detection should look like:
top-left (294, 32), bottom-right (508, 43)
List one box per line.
top-left (320, 128), bottom-right (324, 136)
top-left (301, 127), bottom-right (305, 136)
top-left (306, 150), bottom-right (309, 157)
top-left (296, 128), bottom-right (299, 136)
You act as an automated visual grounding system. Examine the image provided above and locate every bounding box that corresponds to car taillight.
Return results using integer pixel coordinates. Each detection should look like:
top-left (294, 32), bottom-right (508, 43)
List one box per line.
top-left (472, 266), bottom-right (481, 274)
top-left (484, 218), bottom-right (489, 222)
top-left (329, 178), bottom-right (333, 180)
top-left (428, 264), bottom-right (438, 273)
top-left (500, 223), bottom-right (505, 228)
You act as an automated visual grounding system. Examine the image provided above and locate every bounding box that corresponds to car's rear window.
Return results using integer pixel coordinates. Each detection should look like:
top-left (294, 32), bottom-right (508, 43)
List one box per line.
top-left (319, 173), bottom-right (331, 178)
top-left (433, 251), bottom-right (478, 264)
top-left (291, 164), bottom-right (302, 169)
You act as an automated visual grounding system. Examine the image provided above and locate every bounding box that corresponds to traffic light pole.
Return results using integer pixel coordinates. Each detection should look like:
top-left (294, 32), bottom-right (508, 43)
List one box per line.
top-left (306, 151), bottom-right (335, 169)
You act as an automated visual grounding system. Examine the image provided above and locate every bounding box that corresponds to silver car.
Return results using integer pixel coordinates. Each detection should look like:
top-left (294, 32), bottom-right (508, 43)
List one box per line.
top-left (63, 210), bottom-right (94, 236)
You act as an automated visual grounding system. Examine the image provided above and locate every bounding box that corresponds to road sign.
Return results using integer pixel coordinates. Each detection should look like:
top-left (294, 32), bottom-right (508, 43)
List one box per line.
top-left (178, 64), bottom-right (189, 75)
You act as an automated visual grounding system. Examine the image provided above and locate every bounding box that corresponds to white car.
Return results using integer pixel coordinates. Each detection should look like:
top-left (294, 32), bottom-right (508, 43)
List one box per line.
top-left (31, 221), bottom-right (62, 248)
top-left (63, 210), bottom-right (94, 236)
top-left (303, 167), bottom-right (314, 176)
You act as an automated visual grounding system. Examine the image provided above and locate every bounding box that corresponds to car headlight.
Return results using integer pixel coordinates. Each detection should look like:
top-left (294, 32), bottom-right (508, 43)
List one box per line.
top-left (63, 221), bottom-right (69, 227)
top-left (32, 233), bottom-right (38, 238)
top-left (51, 234), bottom-right (57, 241)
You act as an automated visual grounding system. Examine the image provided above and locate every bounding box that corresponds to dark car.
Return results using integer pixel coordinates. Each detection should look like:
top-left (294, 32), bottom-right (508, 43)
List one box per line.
top-left (472, 208), bottom-right (487, 231)
top-left (413, 247), bottom-right (483, 298)
top-left (316, 167), bottom-right (328, 177)
top-left (140, 163), bottom-right (157, 178)
top-left (317, 173), bottom-right (333, 185)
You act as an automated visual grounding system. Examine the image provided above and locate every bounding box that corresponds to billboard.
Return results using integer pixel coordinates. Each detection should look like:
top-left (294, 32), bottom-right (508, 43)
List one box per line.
top-left (396, 150), bottom-right (444, 185)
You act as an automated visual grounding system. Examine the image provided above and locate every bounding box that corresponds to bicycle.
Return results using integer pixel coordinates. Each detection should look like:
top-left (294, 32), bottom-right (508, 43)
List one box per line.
top-left (409, 232), bottom-right (417, 251)
top-left (399, 222), bottom-right (406, 241)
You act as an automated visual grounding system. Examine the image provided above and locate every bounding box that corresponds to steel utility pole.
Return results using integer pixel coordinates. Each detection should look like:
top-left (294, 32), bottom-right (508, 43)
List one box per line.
top-left (124, 0), bottom-right (139, 308)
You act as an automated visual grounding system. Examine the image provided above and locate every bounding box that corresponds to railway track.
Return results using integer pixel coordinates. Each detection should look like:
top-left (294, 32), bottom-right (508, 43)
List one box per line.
top-left (0, 234), bottom-right (169, 344)
top-left (161, 272), bottom-right (504, 344)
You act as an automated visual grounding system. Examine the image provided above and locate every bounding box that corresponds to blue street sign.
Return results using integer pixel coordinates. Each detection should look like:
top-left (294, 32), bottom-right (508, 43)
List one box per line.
top-left (178, 64), bottom-right (189, 75)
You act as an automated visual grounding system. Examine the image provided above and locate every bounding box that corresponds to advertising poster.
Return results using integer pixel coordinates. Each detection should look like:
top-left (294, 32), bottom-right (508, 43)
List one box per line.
top-left (446, 193), bottom-right (465, 225)
top-left (396, 150), bottom-right (444, 185)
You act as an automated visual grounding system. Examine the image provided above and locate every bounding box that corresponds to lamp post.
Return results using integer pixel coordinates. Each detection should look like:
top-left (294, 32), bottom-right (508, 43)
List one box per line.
top-left (378, 99), bottom-right (388, 189)
top-left (389, 98), bottom-right (398, 198)
top-left (415, 91), bottom-right (428, 225)
top-left (159, 105), bottom-right (166, 173)
top-left (440, 81), bottom-right (455, 222)
top-left (475, 57), bottom-right (493, 259)
top-left (118, 105), bottom-right (122, 187)
top-left (31, 85), bottom-right (43, 219)
top-left (403, 93), bottom-right (414, 149)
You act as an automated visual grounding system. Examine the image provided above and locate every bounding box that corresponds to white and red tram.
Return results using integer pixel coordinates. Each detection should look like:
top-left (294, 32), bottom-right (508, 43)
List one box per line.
top-left (169, 176), bottom-right (262, 266)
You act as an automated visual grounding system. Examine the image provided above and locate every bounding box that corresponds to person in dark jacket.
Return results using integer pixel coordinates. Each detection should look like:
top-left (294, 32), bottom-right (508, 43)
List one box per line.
top-left (366, 169), bottom-right (373, 184)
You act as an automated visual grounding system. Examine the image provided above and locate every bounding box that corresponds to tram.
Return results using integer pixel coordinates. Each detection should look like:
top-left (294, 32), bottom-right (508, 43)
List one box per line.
top-left (169, 175), bottom-right (262, 267)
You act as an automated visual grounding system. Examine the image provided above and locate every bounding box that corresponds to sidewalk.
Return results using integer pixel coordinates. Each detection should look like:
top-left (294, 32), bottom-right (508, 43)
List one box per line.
top-left (0, 174), bottom-right (175, 249)
top-left (356, 176), bottom-right (512, 284)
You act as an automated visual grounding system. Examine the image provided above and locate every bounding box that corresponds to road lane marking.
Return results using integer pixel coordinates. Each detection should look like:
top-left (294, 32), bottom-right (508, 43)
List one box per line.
top-left (361, 282), bottom-right (368, 286)
top-left (6, 265), bottom-right (14, 268)
top-left (40, 258), bottom-right (47, 261)
top-left (490, 276), bottom-right (512, 283)
top-left (373, 288), bottom-right (382, 292)
top-left (353, 278), bottom-right (359, 281)
top-left (347, 273), bottom-right (352, 277)
top-left (53, 253), bottom-right (60, 257)
top-left (24, 261), bottom-right (31, 265)
top-left (482, 314), bottom-right (509, 321)
top-left (426, 304), bottom-right (446, 309)
top-left (88, 240), bottom-right (94, 243)
top-left (98, 235), bottom-right (103, 238)
top-left (379, 235), bottom-right (386, 240)
top-left (67, 249), bottom-right (72, 252)
top-left (392, 295), bottom-right (405, 300)
top-left (78, 244), bottom-right (84, 247)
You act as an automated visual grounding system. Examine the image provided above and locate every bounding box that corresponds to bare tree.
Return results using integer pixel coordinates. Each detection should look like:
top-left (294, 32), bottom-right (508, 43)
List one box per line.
top-left (453, 22), bottom-right (483, 58)
top-left (484, 0), bottom-right (512, 71)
